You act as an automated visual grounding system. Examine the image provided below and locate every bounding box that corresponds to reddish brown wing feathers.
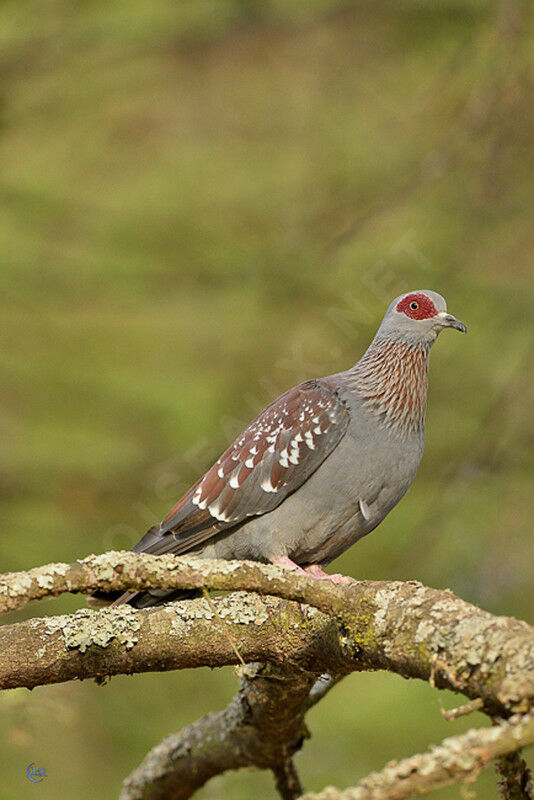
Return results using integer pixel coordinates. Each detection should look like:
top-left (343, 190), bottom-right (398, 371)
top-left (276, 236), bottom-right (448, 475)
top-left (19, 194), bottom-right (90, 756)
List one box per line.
top-left (140, 379), bottom-right (350, 557)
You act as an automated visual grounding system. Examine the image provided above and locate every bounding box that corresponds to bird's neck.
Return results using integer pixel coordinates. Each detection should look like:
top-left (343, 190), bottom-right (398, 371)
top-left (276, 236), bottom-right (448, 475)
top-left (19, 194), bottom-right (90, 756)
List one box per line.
top-left (348, 336), bottom-right (431, 436)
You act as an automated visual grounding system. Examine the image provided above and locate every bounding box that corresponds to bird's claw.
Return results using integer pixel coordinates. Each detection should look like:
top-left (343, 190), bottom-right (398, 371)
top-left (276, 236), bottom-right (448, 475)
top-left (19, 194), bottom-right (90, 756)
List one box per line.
top-left (304, 565), bottom-right (352, 584)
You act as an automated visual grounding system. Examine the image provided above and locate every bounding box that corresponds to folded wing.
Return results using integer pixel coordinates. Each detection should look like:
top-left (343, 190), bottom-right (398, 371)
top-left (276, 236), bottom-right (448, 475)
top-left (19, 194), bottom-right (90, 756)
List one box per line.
top-left (133, 378), bottom-right (350, 557)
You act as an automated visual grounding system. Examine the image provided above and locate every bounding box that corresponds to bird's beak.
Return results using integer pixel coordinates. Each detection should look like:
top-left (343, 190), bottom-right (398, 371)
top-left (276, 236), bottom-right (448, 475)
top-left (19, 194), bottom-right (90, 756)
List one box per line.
top-left (437, 311), bottom-right (467, 333)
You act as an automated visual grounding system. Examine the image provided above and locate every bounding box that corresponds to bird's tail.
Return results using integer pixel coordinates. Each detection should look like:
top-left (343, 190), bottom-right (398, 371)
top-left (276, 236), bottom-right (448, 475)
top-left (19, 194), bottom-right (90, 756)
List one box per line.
top-left (87, 587), bottom-right (200, 609)
top-left (87, 525), bottom-right (200, 609)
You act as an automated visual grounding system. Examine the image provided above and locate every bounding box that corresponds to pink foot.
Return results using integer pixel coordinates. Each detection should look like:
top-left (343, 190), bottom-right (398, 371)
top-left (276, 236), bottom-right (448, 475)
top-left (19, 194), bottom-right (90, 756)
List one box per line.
top-left (271, 556), bottom-right (306, 574)
top-left (304, 566), bottom-right (352, 585)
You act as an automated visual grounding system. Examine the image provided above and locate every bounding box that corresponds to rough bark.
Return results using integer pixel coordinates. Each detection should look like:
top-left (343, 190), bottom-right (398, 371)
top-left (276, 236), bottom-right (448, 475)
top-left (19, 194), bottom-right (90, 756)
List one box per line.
top-left (120, 663), bottom-right (313, 800)
top-left (495, 748), bottom-right (534, 800)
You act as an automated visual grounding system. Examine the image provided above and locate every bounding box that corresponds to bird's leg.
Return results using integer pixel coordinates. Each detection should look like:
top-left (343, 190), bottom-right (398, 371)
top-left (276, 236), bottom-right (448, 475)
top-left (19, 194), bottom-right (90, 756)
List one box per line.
top-left (271, 558), bottom-right (352, 586)
top-left (271, 556), bottom-right (306, 574)
top-left (304, 565), bottom-right (352, 585)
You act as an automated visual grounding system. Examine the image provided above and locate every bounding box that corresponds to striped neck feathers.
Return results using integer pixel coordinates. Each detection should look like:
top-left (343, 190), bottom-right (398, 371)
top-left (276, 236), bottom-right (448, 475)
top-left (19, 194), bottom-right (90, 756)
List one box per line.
top-left (350, 336), bottom-right (431, 436)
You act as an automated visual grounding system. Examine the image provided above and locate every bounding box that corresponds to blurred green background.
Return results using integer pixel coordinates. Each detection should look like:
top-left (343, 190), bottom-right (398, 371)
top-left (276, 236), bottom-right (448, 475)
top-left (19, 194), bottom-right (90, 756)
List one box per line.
top-left (0, 1), bottom-right (532, 798)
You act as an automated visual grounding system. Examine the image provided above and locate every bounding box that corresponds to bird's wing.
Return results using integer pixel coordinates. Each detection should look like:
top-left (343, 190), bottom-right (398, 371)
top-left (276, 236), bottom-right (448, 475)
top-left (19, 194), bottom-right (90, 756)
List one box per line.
top-left (133, 378), bottom-right (350, 557)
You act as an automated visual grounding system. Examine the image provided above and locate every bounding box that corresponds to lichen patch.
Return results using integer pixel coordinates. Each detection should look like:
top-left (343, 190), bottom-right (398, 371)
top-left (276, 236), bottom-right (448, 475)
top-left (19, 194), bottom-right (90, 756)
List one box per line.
top-left (40, 607), bottom-right (140, 652)
top-left (34, 563), bottom-right (68, 589)
top-left (373, 586), bottom-right (399, 634)
top-left (2, 571), bottom-right (33, 597)
top-left (415, 620), bottom-right (434, 643)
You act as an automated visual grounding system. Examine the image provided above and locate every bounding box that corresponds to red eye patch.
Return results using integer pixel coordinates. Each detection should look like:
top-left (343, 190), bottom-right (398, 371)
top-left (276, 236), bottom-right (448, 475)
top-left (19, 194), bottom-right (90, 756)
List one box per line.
top-left (396, 292), bottom-right (438, 320)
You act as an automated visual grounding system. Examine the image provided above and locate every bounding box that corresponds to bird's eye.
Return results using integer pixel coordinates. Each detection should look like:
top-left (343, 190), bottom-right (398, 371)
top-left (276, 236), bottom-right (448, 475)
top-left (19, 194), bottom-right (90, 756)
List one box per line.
top-left (410, 301), bottom-right (419, 311)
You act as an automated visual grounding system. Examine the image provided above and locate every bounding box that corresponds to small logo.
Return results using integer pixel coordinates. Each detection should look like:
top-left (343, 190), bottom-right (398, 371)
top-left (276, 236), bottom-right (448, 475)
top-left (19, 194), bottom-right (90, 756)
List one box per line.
top-left (26, 763), bottom-right (47, 783)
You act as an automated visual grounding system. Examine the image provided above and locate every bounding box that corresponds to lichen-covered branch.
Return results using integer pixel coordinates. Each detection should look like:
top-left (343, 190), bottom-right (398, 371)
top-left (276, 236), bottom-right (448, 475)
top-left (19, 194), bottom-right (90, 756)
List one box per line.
top-left (300, 712), bottom-right (534, 800)
top-left (0, 550), bottom-right (343, 614)
top-left (1, 552), bottom-right (533, 716)
top-left (1, 551), bottom-right (533, 800)
top-left (0, 593), bottom-right (352, 690)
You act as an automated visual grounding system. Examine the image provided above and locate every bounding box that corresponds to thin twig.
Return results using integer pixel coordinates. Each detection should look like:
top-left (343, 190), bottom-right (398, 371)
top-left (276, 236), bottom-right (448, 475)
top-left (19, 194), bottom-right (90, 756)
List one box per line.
top-left (305, 674), bottom-right (344, 710)
top-left (441, 697), bottom-right (484, 721)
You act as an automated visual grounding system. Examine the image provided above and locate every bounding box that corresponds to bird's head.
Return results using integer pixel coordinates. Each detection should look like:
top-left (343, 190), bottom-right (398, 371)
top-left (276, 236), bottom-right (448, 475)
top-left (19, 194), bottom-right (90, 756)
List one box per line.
top-left (376, 290), bottom-right (467, 346)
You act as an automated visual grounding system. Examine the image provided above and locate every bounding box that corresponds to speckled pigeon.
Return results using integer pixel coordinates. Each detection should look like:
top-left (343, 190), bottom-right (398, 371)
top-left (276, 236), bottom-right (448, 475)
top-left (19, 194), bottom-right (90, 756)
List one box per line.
top-left (93, 290), bottom-right (466, 608)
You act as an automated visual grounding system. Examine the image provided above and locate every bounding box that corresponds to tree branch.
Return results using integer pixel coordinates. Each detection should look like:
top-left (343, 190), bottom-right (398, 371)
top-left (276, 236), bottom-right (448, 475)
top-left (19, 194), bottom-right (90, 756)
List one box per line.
top-left (495, 748), bottom-right (534, 800)
top-left (273, 758), bottom-right (304, 800)
top-left (300, 712), bottom-right (534, 800)
top-left (1, 551), bottom-right (533, 800)
top-left (120, 663), bottom-right (313, 800)
top-left (1, 552), bottom-right (532, 716)
top-left (0, 594), bottom-right (353, 690)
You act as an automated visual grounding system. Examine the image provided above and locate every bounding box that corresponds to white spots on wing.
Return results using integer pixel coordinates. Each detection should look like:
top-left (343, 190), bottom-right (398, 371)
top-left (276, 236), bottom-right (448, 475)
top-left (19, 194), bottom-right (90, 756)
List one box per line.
top-left (190, 384), bottom-right (346, 514)
top-left (359, 498), bottom-right (371, 520)
top-left (288, 439), bottom-right (301, 465)
top-left (304, 431), bottom-right (315, 450)
top-left (192, 486), bottom-right (209, 509)
top-left (229, 472), bottom-right (240, 489)
top-left (208, 501), bottom-right (229, 522)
